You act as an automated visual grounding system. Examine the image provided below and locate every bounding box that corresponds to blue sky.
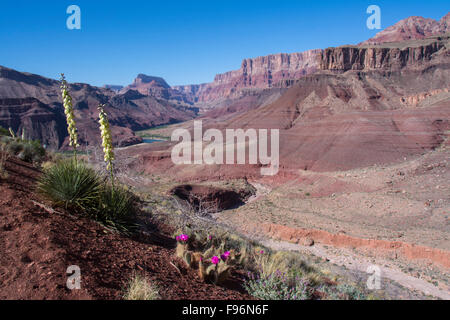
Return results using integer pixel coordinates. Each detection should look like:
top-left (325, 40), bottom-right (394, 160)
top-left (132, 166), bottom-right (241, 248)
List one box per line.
top-left (0, 0), bottom-right (448, 87)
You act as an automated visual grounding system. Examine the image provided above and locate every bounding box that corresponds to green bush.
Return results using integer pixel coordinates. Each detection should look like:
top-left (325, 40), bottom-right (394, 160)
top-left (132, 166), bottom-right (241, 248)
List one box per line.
top-left (0, 136), bottom-right (12, 144)
top-left (29, 140), bottom-right (46, 160)
top-left (96, 184), bottom-right (137, 234)
top-left (38, 159), bottom-right (102, 213)
top-left (320, 283), bottom-right (368, 300)
top-left (18, 143), bottom-right (36, 163)
top-left (244, 270), bottom-right (312, 300)
top-left (7, 140), bottom-right (23, 155)
top-left (0, 126), bottom-right (10, 137)
top-left (4, 138), bottom-right (46, 164)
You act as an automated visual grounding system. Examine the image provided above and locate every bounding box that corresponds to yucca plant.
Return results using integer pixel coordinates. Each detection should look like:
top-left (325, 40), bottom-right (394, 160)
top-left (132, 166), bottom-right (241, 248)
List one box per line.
top-left (97, 183), bottom-right (137, 234)
top-left (96, 104), bottom-right (138, 233)
top-left (38, 159), bottom-right (102, 213)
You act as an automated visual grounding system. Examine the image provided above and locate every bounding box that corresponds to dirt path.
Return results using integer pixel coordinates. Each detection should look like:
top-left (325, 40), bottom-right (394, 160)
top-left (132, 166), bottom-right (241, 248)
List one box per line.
top-left (262, 238), bottom-right (450, 300)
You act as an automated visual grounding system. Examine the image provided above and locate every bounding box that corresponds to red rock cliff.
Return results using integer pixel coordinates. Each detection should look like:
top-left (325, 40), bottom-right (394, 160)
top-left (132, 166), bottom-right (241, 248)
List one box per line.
top-left (175, 49), bottom-right (322, 102)
top-left (321, 36), bottom-right (448, 72)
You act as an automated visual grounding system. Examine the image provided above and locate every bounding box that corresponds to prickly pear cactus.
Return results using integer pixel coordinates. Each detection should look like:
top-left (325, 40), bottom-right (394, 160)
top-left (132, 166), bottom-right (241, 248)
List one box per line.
top-left (216, 263), bottom-right (231, 284)
top-left (198, 259), bottom-right (206, 281)
top-left (200, 261), bottom-right (232, 285)
top-left (191, 252), bottom-right (203, 268)
top-left (176, 243), bottom-right (188, 258)
top-left (202, 245), bottom-right (216, 259)
top-left (183, 250), bottom-right (193, 267)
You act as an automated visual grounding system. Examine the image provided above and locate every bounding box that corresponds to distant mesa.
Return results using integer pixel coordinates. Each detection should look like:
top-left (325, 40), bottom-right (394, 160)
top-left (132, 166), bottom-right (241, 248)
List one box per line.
top-left (134, 74), bottom-right (170, 88)
top-left (121, 74), bottom-right (171, 95)
top-left (120, 74), bottom-right (197, 104)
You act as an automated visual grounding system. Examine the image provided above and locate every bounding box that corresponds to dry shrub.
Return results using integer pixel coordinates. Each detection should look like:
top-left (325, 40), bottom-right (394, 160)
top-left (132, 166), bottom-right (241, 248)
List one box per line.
top-left (123, 273), bottom-right (160, 300)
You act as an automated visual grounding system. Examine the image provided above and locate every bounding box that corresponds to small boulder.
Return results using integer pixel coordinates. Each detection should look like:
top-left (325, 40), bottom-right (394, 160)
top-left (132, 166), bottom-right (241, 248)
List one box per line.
top-left (299, 237), bottom-right (315, 247)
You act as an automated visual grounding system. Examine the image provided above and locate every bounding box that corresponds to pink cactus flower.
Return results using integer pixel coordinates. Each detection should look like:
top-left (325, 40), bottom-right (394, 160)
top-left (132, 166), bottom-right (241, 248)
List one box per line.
top-left (221, 251), bottom-right (231, 261)
top-left (176, 234), bottom-right (189, 243)
top-left (211, 256), bottom-right (220, 265)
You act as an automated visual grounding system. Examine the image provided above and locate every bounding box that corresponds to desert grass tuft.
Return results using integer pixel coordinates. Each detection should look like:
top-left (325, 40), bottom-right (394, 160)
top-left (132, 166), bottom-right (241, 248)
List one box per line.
top-left (123, 273), bottom-right (160, 300)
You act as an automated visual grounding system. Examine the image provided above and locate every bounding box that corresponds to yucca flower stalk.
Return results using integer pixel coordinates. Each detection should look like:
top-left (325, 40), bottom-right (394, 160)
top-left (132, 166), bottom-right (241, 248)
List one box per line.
top-left (8, 127), bottom-right (15, 139)
top-left (98, 104), bottom-right (115, 188)
top-left (60, 73), bottom-right (79, 161)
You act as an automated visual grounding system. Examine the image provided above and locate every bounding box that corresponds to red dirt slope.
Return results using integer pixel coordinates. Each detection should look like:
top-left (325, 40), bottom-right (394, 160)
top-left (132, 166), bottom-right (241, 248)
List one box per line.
top-left (0, 156), bottom-right (250, 300)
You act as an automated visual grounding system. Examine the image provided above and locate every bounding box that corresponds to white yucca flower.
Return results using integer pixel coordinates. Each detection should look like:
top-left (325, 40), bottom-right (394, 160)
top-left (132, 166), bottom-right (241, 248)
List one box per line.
top-left (98, 104), bottom-right (115, 172)
top-left (60, 73), bottom-right (79, 150)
